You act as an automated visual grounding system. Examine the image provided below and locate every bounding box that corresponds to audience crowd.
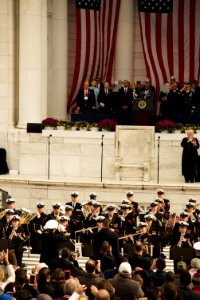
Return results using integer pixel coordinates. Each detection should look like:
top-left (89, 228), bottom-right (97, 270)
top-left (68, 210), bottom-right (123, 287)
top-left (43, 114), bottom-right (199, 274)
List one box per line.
top-left (0, 189), bottom-right (200, 299)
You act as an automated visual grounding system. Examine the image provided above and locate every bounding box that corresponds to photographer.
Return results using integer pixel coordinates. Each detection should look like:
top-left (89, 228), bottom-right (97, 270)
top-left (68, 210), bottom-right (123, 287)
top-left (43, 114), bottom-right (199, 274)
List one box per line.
top-left (0, 249), bottom-right (15, 293)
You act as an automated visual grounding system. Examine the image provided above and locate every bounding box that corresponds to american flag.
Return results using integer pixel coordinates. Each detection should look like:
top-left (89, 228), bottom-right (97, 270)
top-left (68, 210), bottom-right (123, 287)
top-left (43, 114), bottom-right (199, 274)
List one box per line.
top-left (67, 0), bottom-right (121, 112)
top-left (139, 0), bottom-right (200, 110)
top-left (138, 0), bottom-right (173, 13)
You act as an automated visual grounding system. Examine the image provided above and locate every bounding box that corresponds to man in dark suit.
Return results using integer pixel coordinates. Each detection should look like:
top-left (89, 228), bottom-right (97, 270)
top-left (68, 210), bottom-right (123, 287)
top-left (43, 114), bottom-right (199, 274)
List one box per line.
top-left (93, 218), bottom-right (119, 259)
top-left (116, 80), bottom-right (133, 125)
top-left (76, 80), bottom-right (96, 113)
top-left (97, 82), bottom-right (113, 114)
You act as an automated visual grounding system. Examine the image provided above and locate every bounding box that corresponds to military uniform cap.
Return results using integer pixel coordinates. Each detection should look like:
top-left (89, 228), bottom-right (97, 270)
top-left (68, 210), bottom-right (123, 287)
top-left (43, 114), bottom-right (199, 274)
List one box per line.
top-left (5, 209), bottom-right (14, 215)
top-left (179, 221), bottom-right (189, 227)
top-left (44, 220), bottom-right (58, 230)
top-left (37, 202), bottom-right (45, 208)
top-left (65, 205), bottom-right (74, 211)
top-left (71, 191), bottom-right (79, 197)
top-left (6, 198), bottom-right (16, 203)
top-left (139, 222), bottom-right (148, 227)
top-left (12, 215), bottom-right (21, 221)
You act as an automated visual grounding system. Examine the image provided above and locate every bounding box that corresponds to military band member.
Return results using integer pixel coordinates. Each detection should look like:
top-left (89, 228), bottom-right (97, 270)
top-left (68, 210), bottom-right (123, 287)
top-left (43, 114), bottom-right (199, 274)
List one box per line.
top-left (0, 209), bottom-right (14, 238)
top-left (6, 215), bottom-right (28, 267)
top-left (5, 198), bottom-right (20, 216)
top-left (66, 192), bottom-right (82, 211)
top-left (135, 222), bottom-right (149, 245)
top-left (188, 198), bottom-right (200, 214)
top-left (120, 203), bottom-right (137, 234)
top-left (84, 202), bottom-right (103, 228)
top-left (104, 205), bottom-right (121, 234)
top-left (89, 192), bottom-right (97, 201)
top-left (157, 189), bottom-right (170, 214)
top-left (172, 211), bottom-right (195, 237)
top-left (171, 221), bottom-right (193, 248)
top-left (126, 191), bottom-right (139, 215)
top-left (29, 202), bottom-right (47, 253)
top-left (46, 203), bottom-right (63, 221)
top-left (64, 205), bottom-right (83, 237)
top-left (40, 219), bottom-right (70, 269)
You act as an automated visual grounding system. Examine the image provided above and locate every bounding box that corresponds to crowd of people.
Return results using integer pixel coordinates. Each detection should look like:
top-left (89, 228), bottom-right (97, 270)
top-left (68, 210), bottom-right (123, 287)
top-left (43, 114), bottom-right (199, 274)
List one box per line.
top-left (74, 77), bottom-right (200, 123)
top-left (0, 189), bottom-right (200, 299)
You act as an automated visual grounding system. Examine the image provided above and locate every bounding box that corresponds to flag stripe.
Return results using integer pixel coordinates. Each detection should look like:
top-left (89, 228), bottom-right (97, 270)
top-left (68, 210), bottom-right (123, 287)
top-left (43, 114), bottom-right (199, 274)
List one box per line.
top-left (68, 0), bottom-right (121, 112)
top-left (139, 0), bottom-right (200, 112)
top-left (189, 0), bottom-right (195, 81)
top-left (167, 12), bottom-right (174, 77)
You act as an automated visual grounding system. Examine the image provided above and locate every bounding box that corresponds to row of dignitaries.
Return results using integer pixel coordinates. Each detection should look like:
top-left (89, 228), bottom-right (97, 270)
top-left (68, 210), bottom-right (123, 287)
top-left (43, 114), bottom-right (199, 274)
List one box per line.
top-left (0, 190), bottom-right (200, 270)
top-left (75, 79), bottom-right (155, 124)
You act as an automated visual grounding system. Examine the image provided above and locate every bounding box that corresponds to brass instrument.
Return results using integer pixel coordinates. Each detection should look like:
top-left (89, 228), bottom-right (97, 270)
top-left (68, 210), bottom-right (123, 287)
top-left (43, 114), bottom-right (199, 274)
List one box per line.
top-left (20, 208), bottom-right (37, 225)
top-left (0, 210), bottom-right (6, 219)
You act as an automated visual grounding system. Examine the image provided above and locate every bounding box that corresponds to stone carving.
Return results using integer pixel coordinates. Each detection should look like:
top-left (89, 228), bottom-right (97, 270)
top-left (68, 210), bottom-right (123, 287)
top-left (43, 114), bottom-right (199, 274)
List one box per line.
top-left (115, 126), bottom-right (154, 181)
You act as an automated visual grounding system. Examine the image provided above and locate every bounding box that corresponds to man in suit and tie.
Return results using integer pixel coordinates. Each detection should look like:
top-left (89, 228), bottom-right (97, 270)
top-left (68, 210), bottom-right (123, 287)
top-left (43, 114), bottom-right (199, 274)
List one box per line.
top-left (116, 80), bottom-right (133, 124)
top-left (76, 80), bottom-right (96, 113)
top-left (97, 82), bottom-right (113, 114)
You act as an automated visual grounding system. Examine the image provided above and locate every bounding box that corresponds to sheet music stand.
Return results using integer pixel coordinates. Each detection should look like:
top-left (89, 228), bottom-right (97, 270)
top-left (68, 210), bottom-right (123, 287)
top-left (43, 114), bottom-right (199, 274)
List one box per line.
top-left (170, 247), bottom-right (194, 261)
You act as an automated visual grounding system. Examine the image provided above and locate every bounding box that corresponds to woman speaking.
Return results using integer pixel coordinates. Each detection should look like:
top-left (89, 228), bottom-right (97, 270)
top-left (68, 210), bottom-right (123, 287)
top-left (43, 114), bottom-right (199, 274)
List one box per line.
top-left (181, 130), bottom-right (199, 183)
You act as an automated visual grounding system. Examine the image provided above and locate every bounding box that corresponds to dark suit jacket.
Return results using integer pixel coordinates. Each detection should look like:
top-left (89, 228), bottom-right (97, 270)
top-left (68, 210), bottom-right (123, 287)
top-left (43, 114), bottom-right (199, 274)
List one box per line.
top-left (76, 89), bottom-right (96, 113)
top-left (117, 87), bottom-right (133, 113)
top-left (93, 227), bottom-right (120, 259)
top-left (97, 89), bottom-right (113, 113)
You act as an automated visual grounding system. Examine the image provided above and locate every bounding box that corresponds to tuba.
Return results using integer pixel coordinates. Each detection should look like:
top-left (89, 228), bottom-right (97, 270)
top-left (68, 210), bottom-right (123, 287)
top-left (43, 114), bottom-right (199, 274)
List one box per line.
top-left (20, 208), bottom-right (37, 225)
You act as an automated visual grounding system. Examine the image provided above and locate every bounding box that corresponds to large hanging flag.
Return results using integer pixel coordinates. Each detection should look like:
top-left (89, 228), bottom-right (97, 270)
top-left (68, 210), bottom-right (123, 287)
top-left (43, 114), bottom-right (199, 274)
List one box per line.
top-left (67, 0), bottom-right (121, 112)
top-left (139, 0), bottom-right (200, 106)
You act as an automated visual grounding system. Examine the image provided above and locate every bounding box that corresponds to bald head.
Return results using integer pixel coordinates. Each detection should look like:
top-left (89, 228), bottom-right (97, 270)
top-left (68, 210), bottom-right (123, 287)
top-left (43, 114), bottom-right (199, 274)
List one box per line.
top-left (95, 289), bottom-right (110, 300)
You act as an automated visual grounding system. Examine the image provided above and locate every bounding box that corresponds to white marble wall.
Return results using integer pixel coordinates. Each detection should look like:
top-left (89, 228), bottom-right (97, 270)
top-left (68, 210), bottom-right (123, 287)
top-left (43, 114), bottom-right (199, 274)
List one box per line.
top-left (0, 130), bottom-right (200, 213)
top-left (0, 130), bottom-right (194, 183)
top-left (0, 0), bottom-right (16, 130)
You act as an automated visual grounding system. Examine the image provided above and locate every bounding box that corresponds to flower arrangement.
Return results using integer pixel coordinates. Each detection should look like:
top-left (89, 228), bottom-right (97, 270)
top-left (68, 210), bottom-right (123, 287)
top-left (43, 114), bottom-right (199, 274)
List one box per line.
top-left (58, 120), bottom-right (66, 127)
top-left (98, 119), bottom-right (117, 131)
top-left (65, 121), bottom-right (74, 130)
top-left (88, 122), bottom-right (99, 131)
top-left (42, 117), bottom-right (58, 128)
top-left (155, 119), bottom-right (176, 133)
top-left (78, 121), bottom-right (89, 130)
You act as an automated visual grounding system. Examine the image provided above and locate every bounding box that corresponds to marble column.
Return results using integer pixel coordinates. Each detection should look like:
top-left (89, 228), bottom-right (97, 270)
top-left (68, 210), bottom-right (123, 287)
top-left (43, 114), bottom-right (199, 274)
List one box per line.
top-left (17, 0), bottom-right (47, 128)
top-left (114, 0), bottom-right (134, 81)
top-left (47, 0), bottom-right (68, 120)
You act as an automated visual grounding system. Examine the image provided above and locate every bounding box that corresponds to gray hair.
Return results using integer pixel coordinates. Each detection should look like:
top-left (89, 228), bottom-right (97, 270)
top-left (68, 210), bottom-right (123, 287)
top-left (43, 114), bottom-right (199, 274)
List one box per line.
top-left (63, 278), bottom-right (80, 295)
top-left (191, 258), bottom-right (200, 269)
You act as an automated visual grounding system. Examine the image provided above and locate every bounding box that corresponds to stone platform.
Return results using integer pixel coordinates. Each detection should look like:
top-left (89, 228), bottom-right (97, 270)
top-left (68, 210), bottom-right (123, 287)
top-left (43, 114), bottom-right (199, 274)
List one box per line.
top-left (0, 128), bottom-right (200, 213)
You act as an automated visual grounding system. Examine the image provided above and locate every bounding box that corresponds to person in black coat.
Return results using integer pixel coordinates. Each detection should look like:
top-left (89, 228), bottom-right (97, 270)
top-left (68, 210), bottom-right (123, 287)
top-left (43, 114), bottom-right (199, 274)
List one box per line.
top-left (116, 80), bottom-right (133, 125)
top-left (29, 202), bottom-right (47, 253)
top-left (181, 130), bottom-right (199, 183)
top-left (46, 203), bottom-right (63, 222)
top-left (93, 218), bottom-right (120, 260)
top-left (65, 191), bottom-right (82, 216)
top-left (51, 247), bottom-right (79, 273)
top-left (40, 220), bottom-right (71, 270)
top-left (97, 82), bottom-right (113, 114)
top-left (6, 215), bottom-right (28, 267)
top-left (76, 80), bottom-right (96, 113)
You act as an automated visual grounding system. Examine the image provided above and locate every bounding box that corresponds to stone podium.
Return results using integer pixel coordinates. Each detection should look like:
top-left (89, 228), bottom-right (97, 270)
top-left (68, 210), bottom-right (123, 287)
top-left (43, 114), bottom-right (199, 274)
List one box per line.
top-left (115, 126), bottom-right (155, 181)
